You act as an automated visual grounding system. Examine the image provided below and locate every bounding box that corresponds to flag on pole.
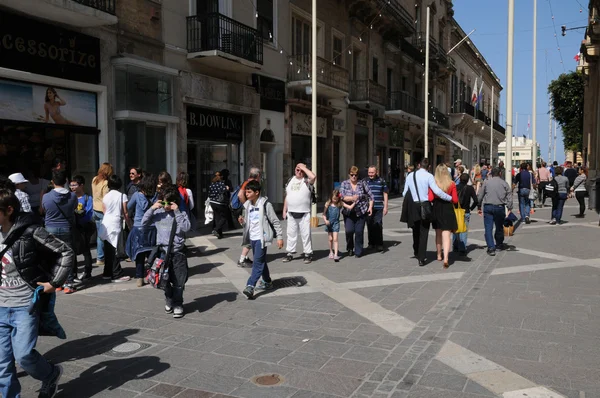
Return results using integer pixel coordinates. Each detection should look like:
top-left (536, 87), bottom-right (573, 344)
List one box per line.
top-left (471, 78), bottom-right (478, 106)
top-left (574, 53), bottom-right (580, 62)
top-left (476, 78), bottom-right (483, 110)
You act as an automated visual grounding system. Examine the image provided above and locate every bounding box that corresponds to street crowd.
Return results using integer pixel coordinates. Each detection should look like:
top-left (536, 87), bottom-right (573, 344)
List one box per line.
top-left (0, 156), bottom-right (589, 397)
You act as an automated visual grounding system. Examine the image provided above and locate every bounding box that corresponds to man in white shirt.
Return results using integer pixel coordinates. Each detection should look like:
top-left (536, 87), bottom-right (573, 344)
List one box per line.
top-left (282, 163), bottom-right (316, 264)
top-left (403, 158), bottom-right (452, 266)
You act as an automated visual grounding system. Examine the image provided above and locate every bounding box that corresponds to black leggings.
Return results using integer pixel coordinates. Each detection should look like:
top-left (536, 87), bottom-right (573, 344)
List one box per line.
top-left (576, 191), bottom-right (586, 215)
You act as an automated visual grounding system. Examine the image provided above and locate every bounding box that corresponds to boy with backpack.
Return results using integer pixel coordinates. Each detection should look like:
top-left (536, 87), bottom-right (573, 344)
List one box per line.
top-left (240, 180), bottom-right (283, 299)
top-left (142, 184), bottom-right (190, 318)
top-left (70, 175), bottom-right (95, 281)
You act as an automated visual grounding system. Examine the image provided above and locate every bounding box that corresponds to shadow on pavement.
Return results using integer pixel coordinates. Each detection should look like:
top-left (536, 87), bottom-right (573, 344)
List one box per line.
top-left (185, 292), bottom-right (238, 313)
top-left (253, 276), bottom-right (308, 299)
top-left (57, 356), bottom-right (169, 398)
top-left (188, 262), bottom-right (223, 277)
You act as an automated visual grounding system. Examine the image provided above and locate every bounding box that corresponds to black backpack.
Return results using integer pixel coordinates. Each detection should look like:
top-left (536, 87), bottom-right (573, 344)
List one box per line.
top-left (544, 179), bottom-right (558, 198)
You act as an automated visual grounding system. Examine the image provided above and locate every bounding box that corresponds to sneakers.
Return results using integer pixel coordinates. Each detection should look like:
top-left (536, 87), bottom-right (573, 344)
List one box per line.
top-left (136, 278), bottom-right (144, 288)
top-left (112, 276), bottom-right (131, 283)
top-left (63, 285), bottom-right (76, 294)
top-left (173, 307), bottom-right (184, 318)
top-left (79, 273), bottom-right (93, 281)
top-left (348, 249), bottom-right (354, 257)
top-left (243, 286), bottom-right (255, 299)
top-left (72, 276), bottom-right (82, 284)
top-left (282, 254), bottom-right (294, 263)
top-left (334, 255), bottom-right (340, 262)
top-left (256, 280), bottom-right (274, 291)
top-left (525, 217), bottom-right (531, 224)
top-left (165, 305), bottom-right (173, 314)
top-left (550, 219), bottom-right (557, 225)
top-left (303, 255), bottom-right (313, 264)
top-left (487, 249), bottom-right (496, 256)
top-left (38, 364), bottom-right (62, 398)
top-left (212, 230), bottom-right (220, 238)
top-left (95, 259), bottom-right (105, 266)
top-left (328, 252), bottom-right (334, 259)
top-left (237, 257), bottom-right (252, 268)
top-left (496, 243), bottom-right (509, 251)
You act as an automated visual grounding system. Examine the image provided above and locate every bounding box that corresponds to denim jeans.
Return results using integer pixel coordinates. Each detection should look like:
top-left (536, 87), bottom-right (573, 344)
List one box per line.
top-left (344, 212), bottom-right (366, 256)
top-left (366, 208), bottom-right (384, 246)
top-left (0, 306), bottom-right (54, 397)
top-left (518, 188), bottom-right (531, 221)
top-left (46, 226), bottom-right (74, 284)
top-left (483, 204), bottom-right (505, 250)
top-left (247, 240), bottom-right (271, 288)
top-left (93, 210), bottom-right (105, 261)
top-left (552, 193), bottom-right (568, 222)
top-left (452, 212), bottom-right (471, 252)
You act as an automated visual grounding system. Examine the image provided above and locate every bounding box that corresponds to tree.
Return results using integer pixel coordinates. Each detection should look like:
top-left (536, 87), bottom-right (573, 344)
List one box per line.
top-left (548, 71), bottom-right (585, 152)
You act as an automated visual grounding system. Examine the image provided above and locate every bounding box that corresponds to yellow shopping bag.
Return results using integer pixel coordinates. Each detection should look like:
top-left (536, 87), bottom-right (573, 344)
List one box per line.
top-left (454, 200), bottom-right (467, 233)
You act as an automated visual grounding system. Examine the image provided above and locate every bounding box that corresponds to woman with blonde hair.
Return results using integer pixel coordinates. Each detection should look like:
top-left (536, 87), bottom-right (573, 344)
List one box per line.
top-left (428, 164), bottom-right (458, 268)
top-left (92, 162), bottom-right (114, 266)
top-left (472, 164), bottom-right (482, 193)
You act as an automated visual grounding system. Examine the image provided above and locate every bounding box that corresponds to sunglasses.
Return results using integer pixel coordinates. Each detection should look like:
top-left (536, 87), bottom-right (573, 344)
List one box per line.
top-left (69, 184), bottom-right (79, 188)
top-left (160, 201), bottom-right (172, 206)
top-left (129, 173), bottom-right (137, 175)
top-left (349, 174), bottom-right (357, 177)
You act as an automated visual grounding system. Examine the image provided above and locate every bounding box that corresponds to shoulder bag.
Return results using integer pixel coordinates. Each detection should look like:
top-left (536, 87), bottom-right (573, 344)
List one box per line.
top-left (454, 187), bottom-right (467, 233)
top-left (146, 217), bottom-right (177, 289)
top-left (528, 173), bottom-right (538, 200)
top-left (413, 171), bottom-right (433, 221)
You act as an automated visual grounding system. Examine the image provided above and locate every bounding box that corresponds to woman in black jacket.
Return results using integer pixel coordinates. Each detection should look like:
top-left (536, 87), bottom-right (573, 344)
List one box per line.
top-left (0, 188), bottom-right (74, 398)
top-left (452, 173), bottom-right (478, 255)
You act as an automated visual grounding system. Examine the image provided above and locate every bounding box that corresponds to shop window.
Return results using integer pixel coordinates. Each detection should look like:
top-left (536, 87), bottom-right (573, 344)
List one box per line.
top-left (115, 66), bottom-right (173, 115)
top-left (116, 121), bottom-right (167, 180)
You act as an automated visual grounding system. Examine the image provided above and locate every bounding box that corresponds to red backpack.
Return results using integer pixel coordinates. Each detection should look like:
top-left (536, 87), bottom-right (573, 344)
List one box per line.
top-left (178, 186), bottom-right (189, 206)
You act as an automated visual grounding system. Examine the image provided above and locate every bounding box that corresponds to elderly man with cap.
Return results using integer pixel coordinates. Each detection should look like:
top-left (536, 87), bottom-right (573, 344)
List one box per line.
top-left (8, 173), bottom-right (32, 213)
top-left (452, 159), bottom-right (463, 180)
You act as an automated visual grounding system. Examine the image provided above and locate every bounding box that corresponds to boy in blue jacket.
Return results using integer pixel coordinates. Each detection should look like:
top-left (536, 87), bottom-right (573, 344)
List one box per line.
top-left (142, 184), bottom-right (190, 318)
top-left (70, 175), bottom-right (94, 281)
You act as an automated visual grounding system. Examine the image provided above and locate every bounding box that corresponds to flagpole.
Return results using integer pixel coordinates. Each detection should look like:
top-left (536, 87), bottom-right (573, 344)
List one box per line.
top-left (532, 0), bottom-right (538, 171)
top-left (491, 86), bottom-right (494, 164)
top-left (424, 6), bottom-right (431, 159)
top-left (506, 0), bottom-right (515, 182)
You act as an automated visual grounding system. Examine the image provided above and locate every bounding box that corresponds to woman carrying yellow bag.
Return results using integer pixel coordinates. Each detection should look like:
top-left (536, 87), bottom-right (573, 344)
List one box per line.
top-left (453, 174), bottom-right (478, 256)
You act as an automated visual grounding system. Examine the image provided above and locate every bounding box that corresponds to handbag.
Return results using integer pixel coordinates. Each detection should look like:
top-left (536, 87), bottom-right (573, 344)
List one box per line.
top-left (146, 218), bottom-right (177, 289)
top-left (454, 188), bottom-right (467, 233)
top-left (528, 173), bottom-right (538, 200)
top-left (413, 171), bottom-right (433, 221)
top-left (204, 197), bottom-right (214, 225)
top-left (116, 193), bottom-right (127, 260)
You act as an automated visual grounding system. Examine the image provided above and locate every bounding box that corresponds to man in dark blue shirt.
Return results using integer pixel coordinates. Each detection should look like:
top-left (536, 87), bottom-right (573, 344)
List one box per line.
top-left (365, 166), bottom-right (389, 252)
top-left (513, 163), bottom-right (533, 224)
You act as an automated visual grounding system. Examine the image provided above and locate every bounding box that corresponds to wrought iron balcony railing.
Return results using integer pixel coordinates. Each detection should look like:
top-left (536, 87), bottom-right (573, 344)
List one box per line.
top-left (287, 54), bottom-right (349, 93)
top-left (387, 91), bottom-right (424, 118)
top-left (350, 80), bottom-right (387, 105)
top-left (73, 0), bottom-right (116, 15)
top-left (431, 107), bottom-right (449, 128)
top-left (493, 121), bottom-right (506, 135)
top-left (187, 13), bottom-right (263, 65)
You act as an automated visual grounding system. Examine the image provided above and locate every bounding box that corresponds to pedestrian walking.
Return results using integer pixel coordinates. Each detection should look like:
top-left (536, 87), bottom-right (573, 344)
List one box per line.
top-left (430, 165), bottom-right (458, 268)
top-left (550, 166), bottom-right (570, 225)
top-left (477, 167), bottom-right (513, 256)
top-left (208, 171), bottom-right (229, 239)
top-left (365, 165), bottom-right (389, 252)
top-left (322, 189), bottom-right (354, 262)
top-left (92, 163), bottom-right (113, 267)
top-left (98, 175), bottom-right (131, 282)
top-left (235, 167), bottom-right (261, 267)
top-left (513, 163), bottom-right (533, 224)
top-left (8, 173), bottom-right (32, 213)
top-left (70, 175), bottom-right (95, 282)
top-left (453, 173), bottom-right (478, 256)
top-left (142, 184), bottom-right (191, 318)
top-left (571, 167), bottom-right (587, 218)
top-left (0, 188), bottom-right (74, 398)
top-left (564, 161), bottom-right (578, 188)
top-left (402, 158), bottom-right (452, 266)
top-left (340, 166), bottom-right (374, 258)
top-left (282, 163), bottom-right (316, 264)
top-left (41, 170), bottom-right (78, 293)
top-left (537, 161), bottom-right (552, 207)
top-left (240, 181), bottom-right (283, 300)
top-left (126, 174), bottom-right (158, 287)
top-left (125, 167), bottom-right (142, 200)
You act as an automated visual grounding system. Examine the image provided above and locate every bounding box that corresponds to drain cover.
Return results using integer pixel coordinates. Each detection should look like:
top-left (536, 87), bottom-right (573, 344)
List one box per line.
top-left (252, 374), bottom-right (284, 386)
top-left (105, 341), bottom-right (151, 358)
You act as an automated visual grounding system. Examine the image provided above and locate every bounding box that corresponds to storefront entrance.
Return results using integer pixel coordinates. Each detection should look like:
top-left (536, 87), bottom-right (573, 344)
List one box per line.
top-left (187, 140), bottom-right (240, 217)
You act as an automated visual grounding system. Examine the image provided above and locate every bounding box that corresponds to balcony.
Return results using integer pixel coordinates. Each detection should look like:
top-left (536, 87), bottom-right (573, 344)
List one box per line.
top-left (437, 44), bottom-right (448, 67)
top-left (2, 0), bottom-right (117, 27)
top-left (386, 91), bottom-right (425, 119)
top-left (287, 55), bottom-right (349, 97)
top-left (187, 13), bottom-right (263, 71)
top-left (348, 0), bottom-right (414, 42)
top-left (350, 80), bottom-right (387, 106)
top-left (450, 101), bottom-right (505, 135)
top-left (431, 107), bottom-right (449, 128)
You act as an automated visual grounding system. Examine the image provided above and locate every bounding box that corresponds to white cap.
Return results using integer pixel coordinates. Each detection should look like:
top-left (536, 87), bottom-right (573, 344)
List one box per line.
top-left (8, 173), bottom-right (28, 185)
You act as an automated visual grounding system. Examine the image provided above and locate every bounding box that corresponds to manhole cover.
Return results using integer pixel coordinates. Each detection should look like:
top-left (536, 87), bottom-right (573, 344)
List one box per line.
top-left (105, 341), bottom-right (151, 358)
top-left (251, 374), bottom-right (284, 386)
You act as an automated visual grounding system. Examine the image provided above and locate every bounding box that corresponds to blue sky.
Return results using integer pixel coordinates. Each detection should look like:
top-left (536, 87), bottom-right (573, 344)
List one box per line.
top-left (453, 0), bottom-right (588, 163)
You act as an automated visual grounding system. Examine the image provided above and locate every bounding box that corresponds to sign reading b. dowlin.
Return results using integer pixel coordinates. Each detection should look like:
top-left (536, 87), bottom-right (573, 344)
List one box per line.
top-left (0, 11), bottom-right (101, 84)
top-left (186, 107), bottom-right (243, 142)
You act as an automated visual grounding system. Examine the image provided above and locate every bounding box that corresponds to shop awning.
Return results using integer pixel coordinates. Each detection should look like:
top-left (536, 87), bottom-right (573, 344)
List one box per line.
top-left (438, 133), bottom-right (469, 151)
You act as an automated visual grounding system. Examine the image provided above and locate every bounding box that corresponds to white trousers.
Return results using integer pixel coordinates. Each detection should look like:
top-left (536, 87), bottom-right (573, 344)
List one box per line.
top-left (285, 212), bottom-right (313, 254)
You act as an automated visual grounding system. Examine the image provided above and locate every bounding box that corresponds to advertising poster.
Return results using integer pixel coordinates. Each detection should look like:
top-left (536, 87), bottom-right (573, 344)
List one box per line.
top-left (0, 79), bottom-right (97, 128)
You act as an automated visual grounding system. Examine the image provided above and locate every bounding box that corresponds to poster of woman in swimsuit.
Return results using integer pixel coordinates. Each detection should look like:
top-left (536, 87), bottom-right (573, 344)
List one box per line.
top-left (0, 79), bottom-right (97, 128)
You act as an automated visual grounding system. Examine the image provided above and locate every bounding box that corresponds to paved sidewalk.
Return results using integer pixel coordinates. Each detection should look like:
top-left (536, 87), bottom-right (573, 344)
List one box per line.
top-left (17, 197), bottom-right (600, 397)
